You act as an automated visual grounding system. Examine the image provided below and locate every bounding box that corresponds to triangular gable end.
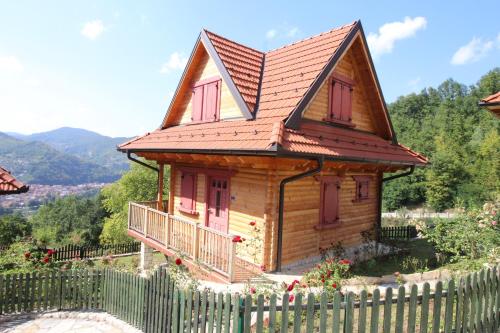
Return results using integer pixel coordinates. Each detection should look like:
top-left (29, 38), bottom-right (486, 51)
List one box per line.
top-left (284, 21), bottom-right (397, 143)
top-left (161, 31), bottom-right (263, 128)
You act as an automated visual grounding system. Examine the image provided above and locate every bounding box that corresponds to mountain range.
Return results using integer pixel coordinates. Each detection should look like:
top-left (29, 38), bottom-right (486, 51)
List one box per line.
top-left (0, 127), bottom-right (132, 185)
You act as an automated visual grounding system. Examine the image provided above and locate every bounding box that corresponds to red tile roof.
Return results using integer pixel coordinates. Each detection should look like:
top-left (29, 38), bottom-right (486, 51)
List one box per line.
top-left (480, 91), bottom-right (500, 105)
top-left (0, 166), bottom-right (29, 195)
top-left (204, 31), bottom-right (264, 113)
top-left (120, 21), bottom-right (427, 166)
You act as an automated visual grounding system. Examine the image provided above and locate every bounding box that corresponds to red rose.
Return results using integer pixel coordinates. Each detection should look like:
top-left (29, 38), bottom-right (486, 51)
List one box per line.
top-left (24, 252), bottom-right (31, 259)
top-left (250, 287), bottom-right (256, 294)
top-left (293, 280), bottom-right (300, 285)
top-left (42, 256), bottom-right (50, 263)
top-left (321, 279), bottom-right (325, 283)
top-left (232, 236), bottom-right (242, 243)
top-left (260, 265), bottom-right (266, 272)
top-left (175, 258), bottom-right (182, 266)
top-left (287, 284), bottom-right (294, 292)
top-left (332, 283), bottom-right (337, 289)
top-left (288, 294), bottom-right (295, 303)
top-left (339, 259), bottom-right (352, 265)
top-left (249, 221), bottom-right (256, 226)
top-left (47, 249), bottom-right (55, 256)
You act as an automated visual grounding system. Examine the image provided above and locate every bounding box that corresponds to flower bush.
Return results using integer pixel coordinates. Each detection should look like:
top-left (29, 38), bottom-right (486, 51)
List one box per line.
top-left (301, 258), bottom-right (351, 294)
top-left (421, 201), bottom-right (499, 262)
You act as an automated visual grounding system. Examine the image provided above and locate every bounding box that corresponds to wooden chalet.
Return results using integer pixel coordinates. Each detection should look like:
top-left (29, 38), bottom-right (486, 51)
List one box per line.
top-left (118, 20), bottom-right (427, 283)
top-left (479, 91), bottom-right (500, 117)
top-left (0, 166), bottom-right (29, 195)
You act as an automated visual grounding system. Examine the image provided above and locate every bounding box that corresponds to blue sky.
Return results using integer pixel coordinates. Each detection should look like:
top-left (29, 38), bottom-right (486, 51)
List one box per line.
top-left (0, 1), bottom-right (498, 137)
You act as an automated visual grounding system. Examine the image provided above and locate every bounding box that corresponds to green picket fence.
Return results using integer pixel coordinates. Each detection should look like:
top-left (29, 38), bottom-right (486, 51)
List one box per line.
top-left (0, 266), bottom-right (498, 332)
top-left (379, 225), bottom-right (418, 241)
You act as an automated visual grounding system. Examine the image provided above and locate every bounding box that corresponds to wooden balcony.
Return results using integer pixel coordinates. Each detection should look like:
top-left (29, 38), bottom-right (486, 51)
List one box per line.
top-left (127, 201), bottom-right (238, 282)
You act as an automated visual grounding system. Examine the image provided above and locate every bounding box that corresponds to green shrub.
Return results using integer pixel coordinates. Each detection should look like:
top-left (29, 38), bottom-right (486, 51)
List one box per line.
top-left (420, 201), bottom-right (499, 261)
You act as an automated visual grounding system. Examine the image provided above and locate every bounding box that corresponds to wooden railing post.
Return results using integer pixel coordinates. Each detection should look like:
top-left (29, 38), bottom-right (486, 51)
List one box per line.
top-left (165, 214), bottom-right (170, 248)
top-left (193, 223), bottom-right (200, 260)
top-left (144, 207), bottom-right (149, 237)
top-left (128, 202), bottom-right (132, 229)
top-left (228, 240), bottom-right (237, 283)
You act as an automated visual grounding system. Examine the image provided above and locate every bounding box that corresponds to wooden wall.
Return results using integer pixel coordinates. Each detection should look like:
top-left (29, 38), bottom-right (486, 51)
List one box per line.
top-left (302, 39), bottom-right (378, 133)
top-left (276, 170), bottom-right (380, 268)
top-left (171, 47), bottom-right (244, 125)
top-left (166, 157), bottom-right (382, 270)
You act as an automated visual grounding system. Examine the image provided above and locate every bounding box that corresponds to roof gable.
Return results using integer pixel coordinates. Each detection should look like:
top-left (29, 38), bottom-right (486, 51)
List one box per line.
top-left (161, 31), bottom-right (264, 128)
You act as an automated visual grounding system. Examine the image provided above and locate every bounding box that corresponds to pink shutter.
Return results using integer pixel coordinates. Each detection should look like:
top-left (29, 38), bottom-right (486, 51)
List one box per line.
top-left (191, 86), bottom-right (204, 122)
top-left (322, 181), bottom-right (339, 223)
top-left (330, 81), bottom-right (342, 120)
top-left (180, 173), bottom-right (195, 210)
top-left (203, 80), bottom-right (220, 122)
top-left (360, 181), bottom-right (369, 199)
top-left (340, 84), bottom-right (352, 122)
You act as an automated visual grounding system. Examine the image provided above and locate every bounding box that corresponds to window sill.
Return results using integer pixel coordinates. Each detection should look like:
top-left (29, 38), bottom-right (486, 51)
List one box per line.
top-left (187, 119), bottom-right (219, 125)
top-left (177, 206), bottom-right (199, 216)
top-left (323, 118), bottom-right (356, 128)
top-left (314, 221), bottom-right (341, 230)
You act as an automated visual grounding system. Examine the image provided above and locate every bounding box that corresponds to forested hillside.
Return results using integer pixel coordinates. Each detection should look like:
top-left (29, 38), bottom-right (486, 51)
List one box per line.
top-left (12, 127), bottom-right (130, 172)
top-left (383, 68), bottom-right (499, 211)
top-left (0, 132), bottom-right (122, 185)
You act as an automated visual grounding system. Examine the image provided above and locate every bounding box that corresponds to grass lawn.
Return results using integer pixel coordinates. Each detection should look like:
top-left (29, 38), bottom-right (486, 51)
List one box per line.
top-left (351, 238), bottom-right (487, 277)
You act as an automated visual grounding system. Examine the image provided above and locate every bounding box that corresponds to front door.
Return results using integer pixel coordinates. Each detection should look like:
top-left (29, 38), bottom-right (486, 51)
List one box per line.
top-left (207, 176), bottom-right (229, 232)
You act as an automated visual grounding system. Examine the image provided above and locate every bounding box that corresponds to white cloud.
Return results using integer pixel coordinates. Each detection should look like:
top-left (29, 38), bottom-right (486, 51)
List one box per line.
top-left (266, 29), bottom-right (277, 39)
top-left (81, 20), bottom-right (105, 40)
top-left (451, 37), bottom-right (494, 65)
top-left (367, 16), bottom-right (427, 58)
top-left (160, 52), bottom-right (188, 74)
top-left (408, 76), bottom-right (421, 88)
top-left (0, 56), bottom-right (24, 72)
top-left (287, 27), bottom-right (300, 38)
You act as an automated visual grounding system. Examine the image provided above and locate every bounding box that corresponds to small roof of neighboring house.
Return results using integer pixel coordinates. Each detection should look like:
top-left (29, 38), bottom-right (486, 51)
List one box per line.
top-left (479, 91), bottom-right (500, 117)
top-left (119, 21), bottom-right (427, 166)
top-left (0, 166), bottom-right (29, 195)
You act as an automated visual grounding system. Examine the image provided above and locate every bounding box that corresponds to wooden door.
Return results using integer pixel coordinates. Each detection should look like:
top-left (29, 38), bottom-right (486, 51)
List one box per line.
top-left (207, 176), bottom-right (229, 233)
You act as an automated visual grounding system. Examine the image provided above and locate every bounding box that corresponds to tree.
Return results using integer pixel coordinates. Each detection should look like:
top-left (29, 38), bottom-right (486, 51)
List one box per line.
top-left (383, 68), bottom-right (500, 211)
top-left (30, 194), bottom-right (108, 246)
top-left (99, 161), bottom-right (169, 244)
top-left (0, 214), bottom-right (31, 246)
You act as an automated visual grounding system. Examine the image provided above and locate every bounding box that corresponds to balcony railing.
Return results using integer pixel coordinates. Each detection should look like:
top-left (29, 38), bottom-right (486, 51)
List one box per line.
top-left (128, 201), bottom-right (237, 282)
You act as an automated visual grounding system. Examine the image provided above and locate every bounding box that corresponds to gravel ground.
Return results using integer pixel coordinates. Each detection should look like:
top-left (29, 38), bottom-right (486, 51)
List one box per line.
top-left (0, 311), bottom-right (141, 333)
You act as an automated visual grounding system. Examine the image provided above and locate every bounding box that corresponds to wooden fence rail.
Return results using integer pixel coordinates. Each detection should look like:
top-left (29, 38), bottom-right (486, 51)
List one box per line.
top-left (0, 266), bottom-right (498, 332)
top-left (379, 225), bottom-right (418, 241)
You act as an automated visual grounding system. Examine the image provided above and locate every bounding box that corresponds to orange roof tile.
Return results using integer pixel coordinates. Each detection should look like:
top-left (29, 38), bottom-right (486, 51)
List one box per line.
top-left (120, 21), bottom-right (427, 166)
top-left (0, 166), bottom-right (29, 195)
top-left (481, 91), bottom-right (500, 104)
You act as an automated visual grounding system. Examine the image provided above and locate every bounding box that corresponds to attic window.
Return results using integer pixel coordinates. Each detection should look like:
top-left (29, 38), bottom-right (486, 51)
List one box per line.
top-left (352, 176), bottom-right (371, 202)
top-left (327, 73), bottom-right (355, 127)
top-left (191, 76), bottom-right (221, 123)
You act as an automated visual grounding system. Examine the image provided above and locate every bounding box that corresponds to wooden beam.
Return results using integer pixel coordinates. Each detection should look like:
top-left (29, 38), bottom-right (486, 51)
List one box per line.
top-left (157, 163), bottom-right (164, 211)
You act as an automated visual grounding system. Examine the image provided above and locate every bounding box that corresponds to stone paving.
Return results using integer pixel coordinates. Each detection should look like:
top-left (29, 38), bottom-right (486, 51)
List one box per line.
top-left (0, 311), bottom-right (141, 333)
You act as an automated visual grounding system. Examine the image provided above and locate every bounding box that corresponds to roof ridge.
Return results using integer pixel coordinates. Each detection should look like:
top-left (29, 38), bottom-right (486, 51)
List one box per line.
top-left (265, 20), bottom-right (358, 54)
top-left (203, 29), bottom-right (264, 56)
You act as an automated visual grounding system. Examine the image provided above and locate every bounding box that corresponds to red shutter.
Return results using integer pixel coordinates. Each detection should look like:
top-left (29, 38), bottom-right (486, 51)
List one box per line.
top-left (191, 86), bottom-right (204, 122)
top-left (340, 84), bottom-right (352, 122)
top-left (330, 81), bottom-right (342, 120)
top-left (203, 80), bottom-right (220, 122)
top-left (322, 181), bottom-right (339, 224)
top-left (180, 172), bottom-right (196, 210)
top-left (360, 181), bottom-right (369, 199)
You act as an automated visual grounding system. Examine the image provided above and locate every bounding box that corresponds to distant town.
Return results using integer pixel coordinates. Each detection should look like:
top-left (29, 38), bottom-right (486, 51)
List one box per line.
top-left (0, 183), bottom-right (107, 214)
